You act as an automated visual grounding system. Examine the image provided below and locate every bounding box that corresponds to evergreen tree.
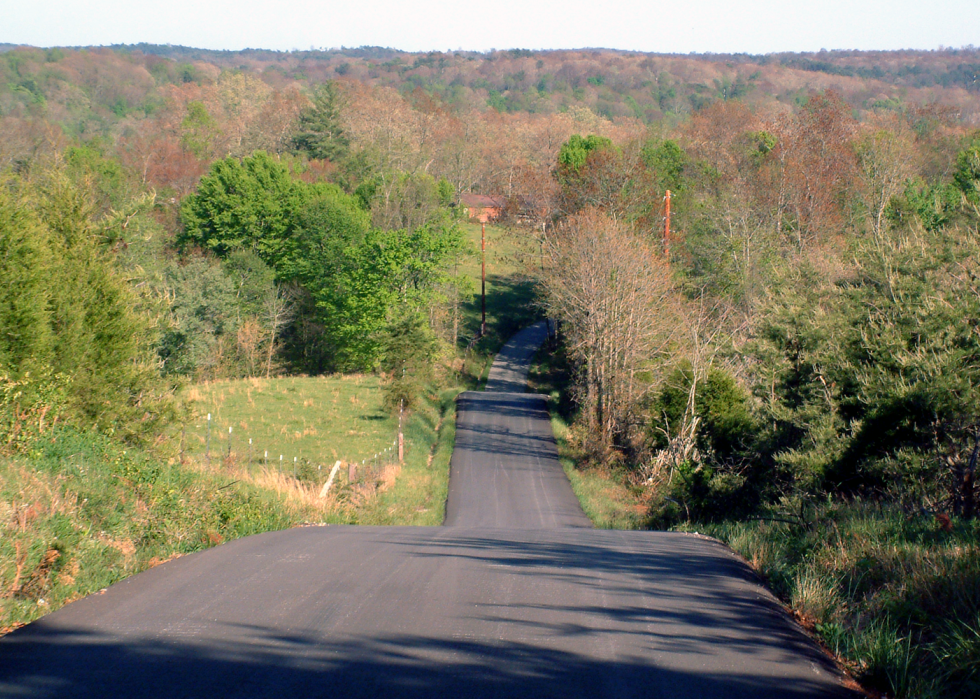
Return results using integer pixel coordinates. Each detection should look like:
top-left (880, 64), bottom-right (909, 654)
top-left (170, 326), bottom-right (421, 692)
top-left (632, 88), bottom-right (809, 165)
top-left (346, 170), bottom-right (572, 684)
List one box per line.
top-left (292, 82), bottom-right (350, 162)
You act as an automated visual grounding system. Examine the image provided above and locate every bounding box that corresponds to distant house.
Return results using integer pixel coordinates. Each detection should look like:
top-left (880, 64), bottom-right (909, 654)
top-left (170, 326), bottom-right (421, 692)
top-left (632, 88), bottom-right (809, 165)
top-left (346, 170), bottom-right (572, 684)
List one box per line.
top-left (459, 193), bottom-right (506, 223)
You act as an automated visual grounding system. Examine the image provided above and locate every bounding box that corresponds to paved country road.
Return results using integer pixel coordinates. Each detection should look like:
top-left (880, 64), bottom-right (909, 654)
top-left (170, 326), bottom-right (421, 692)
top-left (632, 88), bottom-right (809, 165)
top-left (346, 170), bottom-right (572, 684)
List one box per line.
top-left (0, 322), bottom-right (859, 698)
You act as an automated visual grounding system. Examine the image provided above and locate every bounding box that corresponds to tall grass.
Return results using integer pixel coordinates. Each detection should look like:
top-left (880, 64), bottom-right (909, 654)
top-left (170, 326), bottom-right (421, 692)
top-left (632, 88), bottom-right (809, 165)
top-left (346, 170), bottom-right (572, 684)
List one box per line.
top-left (678, 504), bottom-right (980, 699)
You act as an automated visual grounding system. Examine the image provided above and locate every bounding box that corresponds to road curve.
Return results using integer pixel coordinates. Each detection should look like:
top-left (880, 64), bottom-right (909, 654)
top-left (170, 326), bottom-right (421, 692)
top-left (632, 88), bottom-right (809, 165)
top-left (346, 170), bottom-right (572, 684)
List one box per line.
top-left (0, 322), bottom-right (859, 698)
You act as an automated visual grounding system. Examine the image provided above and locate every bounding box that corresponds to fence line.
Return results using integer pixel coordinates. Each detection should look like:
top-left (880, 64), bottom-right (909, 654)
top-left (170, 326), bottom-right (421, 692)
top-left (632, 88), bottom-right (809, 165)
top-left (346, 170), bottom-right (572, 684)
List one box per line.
top-left (180, 412), bottom-right (403, 493)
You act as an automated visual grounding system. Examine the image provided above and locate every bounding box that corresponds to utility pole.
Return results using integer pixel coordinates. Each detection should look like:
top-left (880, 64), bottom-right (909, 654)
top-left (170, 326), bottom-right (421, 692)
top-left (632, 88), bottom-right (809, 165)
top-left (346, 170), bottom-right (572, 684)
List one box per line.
top-left (481, 220), bottom-right (487, 336)
top-left (664, 189), bottom-right (671, 259)
top-left (541, 221), bottom-right (551, 340)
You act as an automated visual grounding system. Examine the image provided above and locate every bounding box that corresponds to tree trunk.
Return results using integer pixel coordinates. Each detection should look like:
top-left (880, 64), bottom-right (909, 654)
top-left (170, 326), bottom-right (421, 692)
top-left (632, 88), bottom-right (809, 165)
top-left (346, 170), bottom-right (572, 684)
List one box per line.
top-left (965, 431), bottom-right (979, 520)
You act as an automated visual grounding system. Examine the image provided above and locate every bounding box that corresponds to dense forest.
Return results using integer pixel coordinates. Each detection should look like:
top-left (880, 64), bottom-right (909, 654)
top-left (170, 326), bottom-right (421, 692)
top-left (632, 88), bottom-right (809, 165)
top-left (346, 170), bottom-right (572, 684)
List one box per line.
top-left (1, 42), bottom-right (980, 697)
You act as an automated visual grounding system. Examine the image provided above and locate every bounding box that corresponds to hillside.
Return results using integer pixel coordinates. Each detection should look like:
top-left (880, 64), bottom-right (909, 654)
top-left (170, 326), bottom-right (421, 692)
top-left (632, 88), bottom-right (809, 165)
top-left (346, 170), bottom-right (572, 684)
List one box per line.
top-left (2, 38), bottom-right (980, 697)
top-left (2, 44), bottom-right (979, 139)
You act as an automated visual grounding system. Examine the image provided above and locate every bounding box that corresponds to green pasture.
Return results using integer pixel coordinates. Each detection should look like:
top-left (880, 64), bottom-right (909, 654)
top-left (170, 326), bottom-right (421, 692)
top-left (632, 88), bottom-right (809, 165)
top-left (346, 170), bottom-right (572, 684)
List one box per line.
top-left (183, 375), bottom-right (398, 470)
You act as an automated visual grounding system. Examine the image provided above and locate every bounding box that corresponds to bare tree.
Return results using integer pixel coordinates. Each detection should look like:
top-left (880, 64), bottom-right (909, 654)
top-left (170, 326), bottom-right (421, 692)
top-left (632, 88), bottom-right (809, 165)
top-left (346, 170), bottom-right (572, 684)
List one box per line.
top-left (263, 284), bottom-right (297, 378)
top-left (856, 116), bottom-right (915, 242)
top-left (540, 209), bottom-right (679, 452)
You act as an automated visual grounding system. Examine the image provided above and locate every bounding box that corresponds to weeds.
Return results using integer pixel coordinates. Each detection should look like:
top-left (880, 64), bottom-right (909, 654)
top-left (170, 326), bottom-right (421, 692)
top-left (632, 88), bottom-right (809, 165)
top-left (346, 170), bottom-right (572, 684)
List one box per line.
top-left (0, 427), bottom-right (306, 632)
top-left (678, 504), bottom-right (980, 698)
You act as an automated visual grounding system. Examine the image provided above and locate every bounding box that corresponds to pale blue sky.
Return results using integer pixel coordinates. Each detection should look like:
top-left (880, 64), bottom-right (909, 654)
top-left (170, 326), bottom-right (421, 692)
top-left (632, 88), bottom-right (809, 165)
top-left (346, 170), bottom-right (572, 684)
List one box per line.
top-left (2, 0), bottom-right (978, 54)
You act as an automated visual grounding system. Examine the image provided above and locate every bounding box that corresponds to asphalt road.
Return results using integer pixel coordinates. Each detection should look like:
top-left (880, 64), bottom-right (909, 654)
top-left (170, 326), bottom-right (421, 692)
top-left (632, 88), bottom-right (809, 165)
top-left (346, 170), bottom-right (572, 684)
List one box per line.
top-left (443, 390), bottom-right (591, 529)
top-left (0, 321), bottom-right (859, 698)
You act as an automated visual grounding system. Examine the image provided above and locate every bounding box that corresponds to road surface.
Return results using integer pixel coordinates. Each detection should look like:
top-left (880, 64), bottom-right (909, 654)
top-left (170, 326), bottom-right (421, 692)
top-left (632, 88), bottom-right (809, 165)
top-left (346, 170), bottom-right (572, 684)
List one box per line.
top-left (0, 321), bottom-right (858, 698)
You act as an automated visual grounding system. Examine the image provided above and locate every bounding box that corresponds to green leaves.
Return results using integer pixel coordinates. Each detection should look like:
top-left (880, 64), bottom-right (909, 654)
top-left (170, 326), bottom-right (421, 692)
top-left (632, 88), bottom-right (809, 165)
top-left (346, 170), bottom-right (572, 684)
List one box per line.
top-left (0, 168), bottom-right (177, 446)
top-left (292, 81), bottom-right (350, 163)
top-left (179, 151), bottom-right (304, 264)
top-left (179, 152), bottom-right (468, 373)
top-left (641, 138), bottom-right (687, 192)
top-left (557, 133), bottom-right (613, 173)
top-left (748, 223), bottom-right (980, 501)
top-left (303, 221), bottom-right (467, 372)
top-left (953, 135), bottom-right (980, 203)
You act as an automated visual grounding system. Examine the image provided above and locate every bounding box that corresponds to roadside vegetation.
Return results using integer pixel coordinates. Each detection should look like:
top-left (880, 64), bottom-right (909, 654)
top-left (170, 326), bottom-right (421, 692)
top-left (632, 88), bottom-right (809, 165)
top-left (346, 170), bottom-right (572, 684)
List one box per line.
top-left (0, 151), bottom-right (533, 633)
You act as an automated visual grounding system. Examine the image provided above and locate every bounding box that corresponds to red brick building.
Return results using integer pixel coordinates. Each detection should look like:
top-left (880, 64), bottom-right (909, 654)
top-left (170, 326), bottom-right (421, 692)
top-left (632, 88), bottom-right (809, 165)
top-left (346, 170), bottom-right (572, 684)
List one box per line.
top-left (460, 193), bottom-right (506, 223)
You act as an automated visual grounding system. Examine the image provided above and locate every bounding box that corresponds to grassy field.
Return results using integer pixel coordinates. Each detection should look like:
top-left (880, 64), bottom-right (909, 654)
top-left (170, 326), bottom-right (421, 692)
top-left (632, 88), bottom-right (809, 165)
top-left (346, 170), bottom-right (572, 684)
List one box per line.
top-left (184, 375), bottom-right (399, 469)
top-left (183, 375), bottom-right (458, 527)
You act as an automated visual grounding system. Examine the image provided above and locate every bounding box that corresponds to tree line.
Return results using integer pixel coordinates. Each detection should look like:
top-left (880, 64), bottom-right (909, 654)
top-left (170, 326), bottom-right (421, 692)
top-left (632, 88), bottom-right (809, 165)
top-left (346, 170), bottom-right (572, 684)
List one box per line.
top-left (1, 40), bottom-right (979, 524)
top-left (535, 93), bottom-right (980, 523)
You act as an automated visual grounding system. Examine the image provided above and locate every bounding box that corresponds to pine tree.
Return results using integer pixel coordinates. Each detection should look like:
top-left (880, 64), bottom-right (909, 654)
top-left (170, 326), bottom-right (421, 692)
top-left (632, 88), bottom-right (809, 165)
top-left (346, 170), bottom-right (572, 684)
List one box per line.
top-left (292, 82), bottom-right (350, 163)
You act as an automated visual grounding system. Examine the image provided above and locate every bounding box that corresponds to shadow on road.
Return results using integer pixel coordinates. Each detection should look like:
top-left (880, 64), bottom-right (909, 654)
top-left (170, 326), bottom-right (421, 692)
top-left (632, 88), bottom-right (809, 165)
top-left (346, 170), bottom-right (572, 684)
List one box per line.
top-left (1, 622), bottom-right (850, 699)
top-left (0, 318), bottom-right (860, 699)
top-left (0, 527), bottom-right (857, 698)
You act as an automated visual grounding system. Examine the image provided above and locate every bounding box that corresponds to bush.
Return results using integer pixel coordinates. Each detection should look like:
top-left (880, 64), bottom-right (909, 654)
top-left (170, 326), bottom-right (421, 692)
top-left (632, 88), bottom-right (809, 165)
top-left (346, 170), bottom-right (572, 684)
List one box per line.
top-left (647, 362), bottom-right (761, 519)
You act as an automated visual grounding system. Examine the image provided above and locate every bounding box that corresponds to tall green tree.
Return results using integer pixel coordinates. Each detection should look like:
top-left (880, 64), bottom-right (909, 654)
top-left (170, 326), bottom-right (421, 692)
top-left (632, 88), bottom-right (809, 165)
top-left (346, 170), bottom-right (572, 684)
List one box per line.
top-left (641, 139), bottom-right (687, 192)
top-left (179, 151), bottom-right (306, 265)
top-left (1, 167), bottom-right (177, 444)
top-left (180, 101), bottom-right (221, 161)
top-left (953, 134), bottom-right (980, 204)
top-left (0, 182), bottom-right (54, 374)
top-left (292, 81), bottom-right (350, 162)
top-left (747, 222), bottom-right (980, 514)
top-left (295, 217), bottom-right (467, 372)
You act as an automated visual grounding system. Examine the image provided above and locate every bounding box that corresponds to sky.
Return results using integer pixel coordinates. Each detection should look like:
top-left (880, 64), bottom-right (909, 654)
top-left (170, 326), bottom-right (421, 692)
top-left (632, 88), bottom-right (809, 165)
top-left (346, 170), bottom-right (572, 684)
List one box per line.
top-left (2, 0), bottom-right (979, 55)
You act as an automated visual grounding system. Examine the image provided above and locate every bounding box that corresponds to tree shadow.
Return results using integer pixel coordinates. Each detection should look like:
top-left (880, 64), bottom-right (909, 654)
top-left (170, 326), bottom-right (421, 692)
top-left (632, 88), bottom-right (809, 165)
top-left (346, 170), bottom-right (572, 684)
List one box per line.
top-left (1, 613), bottom-right (856, 699)
top-left (462, 272), bottom-right (540, 347)
top-left (0, 527), bottom-right (861, 699)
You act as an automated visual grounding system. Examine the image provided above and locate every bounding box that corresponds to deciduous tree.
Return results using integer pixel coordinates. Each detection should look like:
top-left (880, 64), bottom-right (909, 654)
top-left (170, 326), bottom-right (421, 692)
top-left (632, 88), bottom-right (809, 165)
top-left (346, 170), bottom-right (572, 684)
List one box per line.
top-left (541, 209), bottom-right (678, 452)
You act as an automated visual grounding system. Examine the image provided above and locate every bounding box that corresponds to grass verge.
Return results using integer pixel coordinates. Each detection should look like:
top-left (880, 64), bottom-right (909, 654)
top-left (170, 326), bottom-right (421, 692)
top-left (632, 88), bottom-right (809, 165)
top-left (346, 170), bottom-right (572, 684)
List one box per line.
top-left (528, 336), bottom-right (648, 530)
top-left (675, 506), bottom-right (980, 699)
top-left (458, 221), bottom-right (541, 389)
top-left (0, 427), bottom-right (313, 634)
